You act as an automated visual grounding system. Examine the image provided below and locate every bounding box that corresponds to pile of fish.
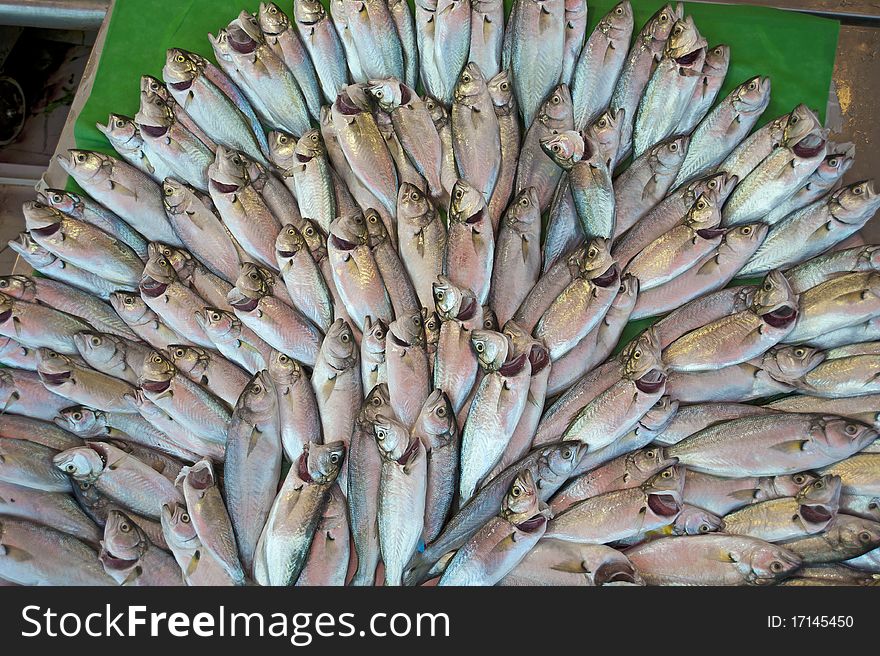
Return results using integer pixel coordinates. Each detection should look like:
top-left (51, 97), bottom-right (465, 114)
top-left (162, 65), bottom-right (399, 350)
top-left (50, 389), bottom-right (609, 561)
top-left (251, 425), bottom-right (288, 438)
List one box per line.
top-left (3, 0), bottom-right (880, 588)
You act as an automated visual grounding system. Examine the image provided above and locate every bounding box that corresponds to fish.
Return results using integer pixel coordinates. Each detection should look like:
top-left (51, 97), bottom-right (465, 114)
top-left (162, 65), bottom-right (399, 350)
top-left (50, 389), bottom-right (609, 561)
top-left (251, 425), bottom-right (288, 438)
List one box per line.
top-left (255, 441), bottom-right (345, 585)
top-left (682, 471), bottom-right (819, 516)
top-left (100, 510), bottom-right (182, 586)
top-left (389, 0), bottom-right (419, 88)
top-left (818, 454), bottom-right (880, 497)
top-left (196, 307), bottom-right (272, 374)
top-left (274, 224), bottom-right (334, 333)
top-left (785, 514), bottom-right (880, 564)
top-left (785, 271), bottom-right (880, 345)
top-left (0, 437), bottom-right (72, 493)
top-left (676, 43), bottom-right (730, 135)
top-left (365, 209), bottom-right (421, 318)
top-left (267, 351), bottom-right (320, 464)
top-left (500, 540), bottom-right (643, 586)
top-left (432, 0), bottom-right (472, 106)
top-left (0, 480), bottom-right (100, 546)
top-left (570, 1), bottom-right (633, 130)
top-left (74, 331), bottom-right (151, 386)
top-left (487, 70), bottom-right (521, 226)
top-left (433, 278), bottom-right (481, 414)
top-left (0, 368), bottom-right (82, 423)
top-left (296, 483), bottom-right (350, 586)
top-left (444, 179), bottom-right (494, 304)
top-left (36, 348), bottom-right (136, 414)
top-left (397, 184), bottom-right (447, 309)
top-left (0, 291), bottom-right (90, 356)
top-left (560, 0), bottom-right (587, 86)
top-left (470, 0), bottom-right (503, 79)
top-left (292, 0), bottom-right (348, 102)
top-left (386, 312), bottom-right (432, 429)
top-left (161, 502), bottom-right (238, 586)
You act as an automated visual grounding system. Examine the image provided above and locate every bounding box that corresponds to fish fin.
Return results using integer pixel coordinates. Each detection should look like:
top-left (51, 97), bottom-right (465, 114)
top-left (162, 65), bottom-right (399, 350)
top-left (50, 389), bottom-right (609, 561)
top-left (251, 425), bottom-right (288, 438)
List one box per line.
top-left (727, 488), bottom-right (760, 502)
top-left (770, 440), bottom-right (808, 453)
top-left (247, 426), bottom-right (261, 456)
top-left (185, 550), bottom-right (201, 578)
top-left (0, 544), bottom-right (33, 562)
top-left (550, 561), bottom-right (592, 575)
top-left (121, 565), bottom-right (143, 586)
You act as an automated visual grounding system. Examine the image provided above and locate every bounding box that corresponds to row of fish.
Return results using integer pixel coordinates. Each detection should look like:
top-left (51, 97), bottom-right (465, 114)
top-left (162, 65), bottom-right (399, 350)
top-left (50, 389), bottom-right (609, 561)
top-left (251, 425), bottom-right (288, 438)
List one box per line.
top-left (1, 0), bottom-right (879, 587)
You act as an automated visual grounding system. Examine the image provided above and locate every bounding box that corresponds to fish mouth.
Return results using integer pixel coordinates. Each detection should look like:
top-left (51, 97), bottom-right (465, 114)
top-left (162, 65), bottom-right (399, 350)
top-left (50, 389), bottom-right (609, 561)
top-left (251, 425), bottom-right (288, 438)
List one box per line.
top-left (648, 493), bottom-right (681, 517)
top-left (30, 222), bottom-right (61, 238)
top-left (100, 553), bottom-right (138, 570)
top-left (295, 153), bottom-right (311, 163)
top-left (397, 438), bottom-right (419, 467)
top-left (594, 562), bottom-right (638, 586)
top-left (230, 296), bottom-right (260, 313)
top-left (0, 309), bottom-right (11, 323)
top-left (696, 227), bottom-right (726, 240)
top-left (140, 278), bottom-right (168, 298)
top-left (499, 352), bottom-right (529, 377)
top-left (456, 297), bottom-right (477, 321)
top-left (762, 305), bottom-right (797, 329)
top-left (389, 332), bottom-right (410, 348)
top-left (210, 179), bottom-right (239, 194)
top-left (635, 369), bottom-right (666, 394)
top-left (41, 371), bottom-right (72, 386)
top-left (139, 124), bottom-right (169, 138)
top-left (800, 503), bottom-right (833, 524)
top-left (229, 37), bottom-right (257, 54)
top-left (336, 92), bottom-right (361, 116)
top-left (793, 137), bottom-right (825, 159)
top-left (169, 79), bottom-right (193, 91)
top-left (464, 208), bottom-right (485, 225)
top-left (529, 344), bottom-right (550, 374)
top-left (277, 249), bottom-right (297, 258)
top-left (675, 49), bottom-right (701, 66)
top-left (515, 515), bottom-right (547, 533)
top-left (187, 465), bottom-right (214, 490)
top-left (329, 234), bottom-right (357, 251)
top-left (592, 265), bottom-right (619, 288)
top-left (141, 378), bottom-right (171, 393)
top-left (297, 452), bottom-right (314, 484)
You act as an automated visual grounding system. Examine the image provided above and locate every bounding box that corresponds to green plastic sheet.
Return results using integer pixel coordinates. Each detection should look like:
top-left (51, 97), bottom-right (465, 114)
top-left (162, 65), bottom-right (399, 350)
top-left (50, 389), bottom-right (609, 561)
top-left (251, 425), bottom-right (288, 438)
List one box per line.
top-left (70, 0), bottom-right (840, 344)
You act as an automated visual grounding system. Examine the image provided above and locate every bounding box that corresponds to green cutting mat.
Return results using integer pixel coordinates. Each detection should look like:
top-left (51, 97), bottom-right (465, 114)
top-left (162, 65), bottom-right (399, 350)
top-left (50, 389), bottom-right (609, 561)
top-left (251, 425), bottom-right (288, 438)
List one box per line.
top-left (69, 0), bottom-right (840, 344)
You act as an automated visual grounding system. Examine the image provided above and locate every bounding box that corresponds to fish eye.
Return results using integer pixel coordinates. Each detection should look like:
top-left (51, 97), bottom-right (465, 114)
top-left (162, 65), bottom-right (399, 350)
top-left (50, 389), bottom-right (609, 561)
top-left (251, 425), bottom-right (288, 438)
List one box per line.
top-left (551, 94), bottom-right (561, 105)
top-left (278, 134), bottom-right (288, 145)
top-left (454, 189), bottom-right (463, 200)
top-left (769, 561), bottom-right (783, 572)
top-left (305, 225), bottom-right (315, 236)
top-left (310, 133), bottom-right (319, 142)
top-left (371, 396), bottom-right (381, 406)
top-left (859, 531), bottom-right (872, 543)
top-left (696, 199), bottom-right (707, 210)
top-left (435, 290), bottom-right (444, 301)
top-left (708, 179), bottom-right (718, 189)
top-left (562, 447), bottom-right (573, 459)
top-left (52, 193), bottom-right (63, 203)
top-left (699, 524), bottom-right (711, 533)
top-left (869, 501), bottom-right (878, 510)
top-left (615, 6), bottom-right (623, 14)
top-left (341, 331), bottom-right (351, 343)
top-left (828, 157), bottom-right (839, 167)
top-left (163, 184), bottom-right (174, 196)
top-left (669, 142), bottom-right (678, 152)
top-left (80, 482), bottom-right (90, 490)
top-left (551, 143), bottom-right (561, 153)
top-left (474, 342), bottom-right (484, 352)
top-left (598, 118), bottom-right (607, 128)
top-left (152, 355), bottom-right (163, 363)
top-left (793, 474), bottom-right (805, 484)
top-left (181, 513), bottom-right (190, 523)
top-left (814, 480), bottom-right (824, 489)
top-left (210, 311), bottom-right (221, 321)
top-left (65, 463), bottom-right (76, 472)
top-left (794, 348), bottom-right (805, 357)
top-left (790, 115), bottom-right (799, 124)
top-left (646, 450), bottom-right (655, 458)
top-left (249, 272), bottom-right (259, 281)
top-left (748, 80), bottom-right (758, 90)
top-left (588, 247), bottom-right (598, 258)
top-left (369, 213), bottom-right (378, 223)
top-left (763, 281), bottom-right (773, 291)
top-left (124, 296), bottom-right (134, 305)
top-left (73, 411), bottom-right (83, 420)
top-left (176, 55), bottom-right (185, 63)
top-left (633, 349), bottom-right (641, 360)
top-left (741, 226), bottom-right (752, 235)
top-left (251, 384), bottom-right (262, 395)
top-left (854, 185), bottom-right (864, 195)
top-left (845, 424), bottom-right (858, 435)
top-left (375, 90), bottom-right (384, 99)
top-left (659, 12), bottom-right (669, 21)
top-left (76, 153), bottom-right (86, 163)
top-left (436, 405), bottom-right (447, 418)
top-left (714, 47), bottom-right (723, 56)
top-left (511, 485), bottom-right (522, 498)
top-left (374, 329), bottom-right (384, 340)
top-left (500, 82), bottom-right (509, 91)
top-left (120, 522), bottom-right (131, 533)
top-left (462, 73), bottom-right (471, 83)
top-left (115, 119), bottom-right (125, 129)
top-left (661, 469), bottom-right (672, 478)
top-left (518, 195), bottom-right (530, 207)
top-left (673, 25), bottom-right (682, 36)
top-left (376, 428), bottom-right (386, 440)
top-left (330, 453), bottom-right (340, 464)
top-left (269, 5), bottom-right (277, 12)
top-left (90, 336), bottom-right (101, 347)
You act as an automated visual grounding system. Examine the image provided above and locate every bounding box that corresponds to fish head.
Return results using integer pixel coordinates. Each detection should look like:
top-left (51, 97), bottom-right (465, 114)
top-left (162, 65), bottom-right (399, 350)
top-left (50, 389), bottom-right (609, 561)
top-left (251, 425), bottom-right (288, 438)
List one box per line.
top-left (587, 108), bottom-right (624, 168)
top-left (614, 273), bottom-right (640, 309)
top-left (784, 104), bottom-right (822, 146)
top-left (501, 469), bottom-right (540, 523)
top-left (235, 262), bottom-right (273, 299)
top-left (238, 370), bottom-right (276, 418)
top-left (305, 440), bottom-right (346, 483)
top-left (538, 85), bottom-right (572, 125)
top-left (632, 446), bottom-right (678, 478)
top-left (623, 329), bottom-right (666, 389)
top-left (831, 180), bottom-right (880, 224)
top-left (141, 255), bottom-right (178, 290)
top-left (372, 414), bottom-right (411, 461)
top-left (53, 445), bottom-right (104, 482)
top-left (103, 510), bottom-right (147, 561)
top-left (703, 44), bottom-right (730, 76)
top-left (813, 142), bottom-right (855, 186)
top-left (73, 331), bottom-right (121, 367)
top-left (151, 242), bottom-right (192, 274)
top-left (724, 223), bottom-right (768, 256)
top-left (653, 134), bottom-right (689, 173)
top-left (481, 306), bottom-right (498, 331)
top-left (140, 350), bottom-right (176, 392)
top-left (389, 311), bottom-right (426, 350)
top-left (487, 70), bottom-right (515, 112)
top-left (275, 225), bottom-right (308, 263)
top-left (733, 76), bottom-right (772, 116)
top-left (855, 244), bottom-right (880, 271)
top-left (36, 348), bottom-right (73, 385)
top-left (209, 146), bottom-right (249, 190)
top-left (415, 389), bottom-right (456, 449)
top-left (293, 128), bottom-right (325, 163)
top-left (645, 464), bottom-right (685, 510)
top-left (298, 219), bottom-right (327, 259)
top-left (40, 188), bottom-right (81, 216)
top-left (453, 63), bottom-right (488, 106)
top-left (797, 474), bottom-right (842, 516)
top-left (267, 130), bottom-right (297, 172)
top-left (55, 406), bottom-right (106, 437)
top-left (423, 94), bottom-right (449, 128)
top-left (360, 383), bottom-right (391, 425)
top-left (293, 0), bottom-right (327, 24)
top-left (599, 1), bottom-right (633, 36)
top-left (179, 459), bottom-right (218, 494)
top-left (665, 16), bottom-right (707, 61)
top-left (752, 270), bottom-right (798, 327)
top-left (227, 12), bottom-right (263, 53)
top-left (578, 238), bottom-right (615, 282)
top-left (422, 308), bottom-right (441, 348)
top-left (693, 171), bottom-right (738, 205)
top-left (96, 114), bottom-right (141, 149)
top-left (767, 472), bottom-right (819, 499)
top-left (0, 275), bottom-right (34, 301)
top-left (163, 48), bottom-right (202, 85)
top-left (322, 318), bottom-right (359, 369)
top-left (257, 2), bottom-right (290, 35)
top-left (22, 200), bottom-right (65, 238)
top-left (364, 208), bottom-right (390, 247)
top-left (110, 291), bottom-right (150, 324)
top-left (763, 345), bottom-right (825, 381)
top-left (140, 74), bottom-right (168, 99)
top-left (540, 130), bottom-right (584, 170)
top-left (501, 319), bottom-right (536, 358)
top-left (361, 316), bottom-right (387, 358)
top-left (433, 275), bottom-right (474, 321)
top-left (543, 442), bottom-right (588, 482)
top-left (672, 505), bottom-right (723, 535)
top-left (645, 3), bottom-right (680, 42)
top-left (397, 182), bottom-right (434, 228)
top-left (136, 89), bottom-right (174, 129)
top-left (833, 516), bottom-right (880, 552)
top-left (57, 149), bottom-right (109, 184)
top-left (161, 178), bottom-right (192, 214)
top-left (329, 211), bottom-right (368, 248)
top-left (682, 193), bottom-right (719, 231)
top-left (504, 187), bottom-right (540, 231)
top-left (367, 78), bottom-right (404, 112)
top-left (161, 502), bottom-right (199, 549)
top-left (471, 329), bottom-right (509, 371)
top-left (448, 179), bottom-right (488, 227)
top-left (738, 543), bottom-right (801, 584)
top-left (333, 84), bottom-right (372, 116)
top-left (817, 416), bottom-right (878, 453)
top-left (267, 350), bottom-right (305, 387)
top-left (640, 396), bottom-right (679, 431)
top-left (167, 345), bottom-right (206, 378)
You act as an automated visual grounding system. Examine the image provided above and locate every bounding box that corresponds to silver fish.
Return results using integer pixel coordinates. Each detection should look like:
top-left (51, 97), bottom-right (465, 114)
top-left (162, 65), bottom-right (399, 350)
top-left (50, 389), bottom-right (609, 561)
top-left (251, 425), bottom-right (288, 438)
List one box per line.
top-left (676, 43), bottom-right (730, 135)
top-left (37, 348), bottom-right (135, 414)
top-left (292, 0), bottom-right (348, 102)
top-left (444, 179), bottom-right (494, 304)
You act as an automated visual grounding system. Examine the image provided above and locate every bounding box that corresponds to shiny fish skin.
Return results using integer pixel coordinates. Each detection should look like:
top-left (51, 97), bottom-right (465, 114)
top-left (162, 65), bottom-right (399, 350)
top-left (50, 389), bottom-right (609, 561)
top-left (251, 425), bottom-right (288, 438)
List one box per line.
top-left (397, 184), bottom-right (447, 309)
top-left (433, 0), bottom-right (472, 106)
top-left (444, 179), bottom-right (494, 304)
top-left (818, 454), bottom-right (880, 497)
top-left (570, 1), bottom-right (633, 131)
top-left (161, 502), bottom-right (237, 586)
top-left (365, 209), bottom-right (421, 319)
top-left (293, 0), bottom-right (348, 102)
top-left (37, 348), bottom-right (136, 414)
top-left (196, 307), bottom-right (273, 374)
top-left (470, 0), bottom-right (504, 80)
top-left (0, 437), bottom-right (72, 493)
top-left (682, 471), bottom-right (818, 517)
top-left (652, 401), bottom-right (776, 447)
top-left (560, 0), bottom-right (587, 87)
top-left (275, 224), bottom-right (334, 333)
top-left (0, 292), bottom-right (90, 356)
top-left (0, 368), bottom-right (74, 422)
top-left (168, 345), bottom-right (250, 407)
top-left (344, 0), bottom-right (404, 82)
top-left (786, 244), bottom-right (880, 295)
top-left (487, 70), bottom-right (521, 227)
top-left (389, 0), bottom-right (419, 88)
top-left (0, 337), bottom-right (37, 371)
top-left (716, 111), bottom-right (788, 183)
top-left (414, 389), bottom-right (459, 544)
top-left (785, 514), bottom-right (880, 565)
top-left (100, 510), bottom-right (183, 586)
top-left (785, 271), bottom-right (880, 345)
top-left (508, 0), bottom-right (564, 127)
top-left (296, 483), bottom-right (350, 586)
top-left (0, 414), bottom-right (82, 452)
top-left (500, 540), bottom-right (642, 586)
top-left (675, 43), bottom-right (730, 136)
top-left (111, 291), bottom-right (185, 351)
top-left (386, 313), bottom-right (432, 429)
top-left (0, 480), bottom-right (100, 546)
top-left (74, 331), bottom-right (151, 386)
